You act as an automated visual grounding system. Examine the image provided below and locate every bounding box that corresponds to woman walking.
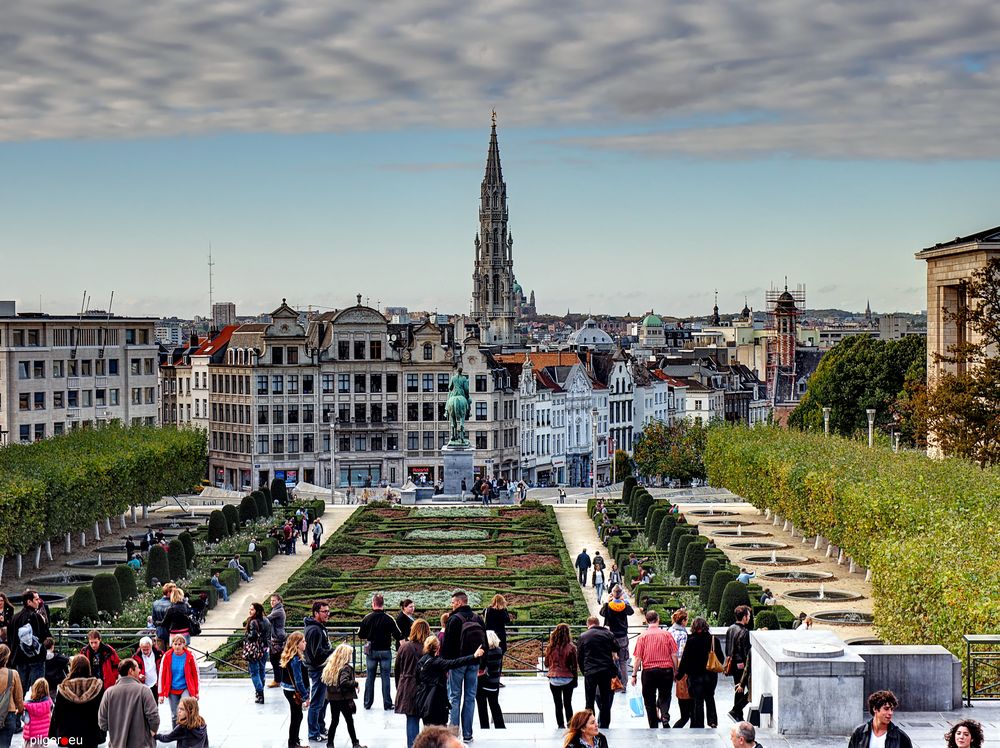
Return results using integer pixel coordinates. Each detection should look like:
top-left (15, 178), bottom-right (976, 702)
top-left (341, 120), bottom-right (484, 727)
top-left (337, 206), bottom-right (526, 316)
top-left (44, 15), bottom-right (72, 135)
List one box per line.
top-left (280, 632), bottom-right (310, 748)
top-left (395, 619), bottom-right (431, 748)
top-left (544, 624), bottom-right (578, 729)
top-left (244, 602), bottom-right (270, 704)
top-left (675, 616), bottom-right (723, 728)
top-left (155, 696), bottom-right (209, 747)
top-left (607, 564), bottom-right (622, 591)
top-left (50, 654), bottom-right (102, 748)
top-left (415, 636), bottom-right (484, 727)
top-left (483, 595), bottom-right (514, 654)
top-left (669, 609), bottom-right (693, 728)
top-left (563, 710), bottom-right (608, 748)
top-left (593, 566), bottom-right (606, 605)
top-left (158, 635), bottom-right (200, 728)
top-left (476, 630), bottom-right (505, 729)
top-left (161, 587), bottom-right (194, 645)
top-left (0, 646), bottom-right (23, 748)
top-left (321, 643), bottom-right (366, 748)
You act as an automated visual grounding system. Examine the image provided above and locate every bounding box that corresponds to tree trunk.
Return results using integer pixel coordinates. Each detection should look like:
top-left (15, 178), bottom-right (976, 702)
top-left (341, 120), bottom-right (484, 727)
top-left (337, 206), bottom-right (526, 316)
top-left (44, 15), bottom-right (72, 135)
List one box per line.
top-left (131, 505), bottom-right (137, 523)
top-left (80, 531), bottom-right (87, 547)
top-left (65, 533), bottom-right (72, 554)
top-left (104, 517), bottom-right (112, 534)
top-left (34, 546), bottom-right (41, 569)
top-left (142, 505), bottom-right (148, 520)
top-left (15, 554), bottom-right (22, 579)
top-left (45, 540), bottom-right (53, 561)
top-left (119, 514), bottom-right (127, 530)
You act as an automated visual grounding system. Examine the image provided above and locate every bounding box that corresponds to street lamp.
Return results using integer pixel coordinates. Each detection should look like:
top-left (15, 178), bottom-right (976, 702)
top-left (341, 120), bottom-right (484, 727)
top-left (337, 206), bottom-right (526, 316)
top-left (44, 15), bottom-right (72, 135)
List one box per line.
top-left (822, 407), bottom-right (831, 436)
top-left (591, 407), bottom-right (599, 502)
top-left (866, 408), bottom-right (876, 448)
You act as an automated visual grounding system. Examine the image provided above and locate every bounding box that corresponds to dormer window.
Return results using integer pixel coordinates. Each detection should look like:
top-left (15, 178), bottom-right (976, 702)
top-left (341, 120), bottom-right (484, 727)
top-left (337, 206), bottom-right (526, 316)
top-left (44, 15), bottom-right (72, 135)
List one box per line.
top-left (423, 343), bottom-right (433, 361)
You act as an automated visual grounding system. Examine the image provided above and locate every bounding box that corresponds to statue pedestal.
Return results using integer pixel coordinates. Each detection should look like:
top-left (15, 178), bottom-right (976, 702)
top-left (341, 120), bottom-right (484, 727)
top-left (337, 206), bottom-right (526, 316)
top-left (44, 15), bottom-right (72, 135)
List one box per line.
top-left (442, 444), bottom-right (475, 497)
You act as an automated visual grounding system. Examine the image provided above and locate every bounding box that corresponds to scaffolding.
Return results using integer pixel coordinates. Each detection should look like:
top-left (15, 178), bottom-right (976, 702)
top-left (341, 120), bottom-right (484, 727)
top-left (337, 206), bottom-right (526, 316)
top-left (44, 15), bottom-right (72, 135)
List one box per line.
top-left (765, 283), bottom-right (805, 405)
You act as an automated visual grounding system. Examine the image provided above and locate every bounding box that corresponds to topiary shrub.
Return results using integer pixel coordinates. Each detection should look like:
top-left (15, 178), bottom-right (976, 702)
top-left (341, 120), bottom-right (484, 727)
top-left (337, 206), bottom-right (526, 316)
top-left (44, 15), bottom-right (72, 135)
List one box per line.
top-left (699, 558), bottom-right (722, 604)
top-left (145, 544), bottom-right (170, 588)
top-left (252, 490), bottom-right (269, 518)
top-left (208, 510), bottom-right (229, 542)
top-left (113, 564), bottom-right (138, 600)
top-left (668, 525), bottom-right (691, 569)
top-left (672, 534), bottom-right (696, 577)
top-left (754, 610), bottom-right (780, 630)
top-left (239, 494), bottom-right (259, 524)
top-left (656, 514), bottom-right (677, 551)
top-left (261, 483), bottom-right (272, 506)
top-left (178, 531), bottom-right (197, 568)
top-left (222, 504), bottom-right (239, 535)
top-left (68, 585), bottom-right (98, 626)
top-left (708, 569), bottom-right (737, 617)
top-left (270, 477), bottom-right (289, 506)
top-left (92, 573), bottom-right (123, 616)
top-left (628, 485), bottom-right (644, 519)
top-left (646, 507), bottom-right (667, 542)
top-left (635, 492), bottom-right (655, 525)
top-left (681, 538), bottom-right (708, 583)
top-left (719, 581), bottom-right (752, 627)
top-left (167, 539), bottom-right (187, 582)
top-left (218, 567), bottom-right (240, 593)
top-left (621, 475), bottom-right (636, 502)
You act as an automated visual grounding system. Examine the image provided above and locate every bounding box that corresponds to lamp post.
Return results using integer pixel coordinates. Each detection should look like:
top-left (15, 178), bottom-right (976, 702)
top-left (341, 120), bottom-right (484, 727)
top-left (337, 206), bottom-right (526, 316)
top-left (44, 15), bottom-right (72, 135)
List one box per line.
top-left (591, 407), bottom-right (599, 502)
top-left (866, 408), bottom-right (876, 448)
top-left (822, 407), bottom-right (831, 436)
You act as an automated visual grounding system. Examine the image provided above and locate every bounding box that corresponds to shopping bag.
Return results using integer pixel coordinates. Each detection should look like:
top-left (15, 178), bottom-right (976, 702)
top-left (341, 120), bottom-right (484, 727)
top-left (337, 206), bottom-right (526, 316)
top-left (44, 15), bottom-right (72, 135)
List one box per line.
top-left (627, 682), bottom-right (645, 718)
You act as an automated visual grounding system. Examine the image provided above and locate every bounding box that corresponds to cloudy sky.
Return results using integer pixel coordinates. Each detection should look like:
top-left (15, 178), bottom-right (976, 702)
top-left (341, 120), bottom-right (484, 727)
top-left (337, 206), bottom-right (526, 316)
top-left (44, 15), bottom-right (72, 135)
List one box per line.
top-left (2, 0), bottom-right (998, 319)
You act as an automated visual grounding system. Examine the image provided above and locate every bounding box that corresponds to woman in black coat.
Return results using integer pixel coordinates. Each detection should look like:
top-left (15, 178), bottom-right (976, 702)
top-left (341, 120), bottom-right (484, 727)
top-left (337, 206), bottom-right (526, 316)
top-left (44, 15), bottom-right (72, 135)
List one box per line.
top-left (49, 654), bottom-right (105, 748)
top-left (482, 594), bottom-right (514, 654)
top-left (476, 631), bottom-right (505, 729)
top-left (160, 588), bottom-right (194, 644)
top-left (415, 636), bottom-right (484, 727)
top-left (675, 616), bottom-right (724, 729)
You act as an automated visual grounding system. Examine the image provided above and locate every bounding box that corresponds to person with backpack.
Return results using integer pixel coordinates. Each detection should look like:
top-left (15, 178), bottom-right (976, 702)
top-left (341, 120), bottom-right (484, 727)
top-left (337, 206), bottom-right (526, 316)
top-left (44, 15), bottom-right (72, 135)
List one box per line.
top-left (8, 590), bottom-right (49, 695)
top-left (244, 602), bottom-right (272, 704)
top-left (440, 590), bottom-right (486, 743)
top-left (416, 635), bottom-right (485, 729)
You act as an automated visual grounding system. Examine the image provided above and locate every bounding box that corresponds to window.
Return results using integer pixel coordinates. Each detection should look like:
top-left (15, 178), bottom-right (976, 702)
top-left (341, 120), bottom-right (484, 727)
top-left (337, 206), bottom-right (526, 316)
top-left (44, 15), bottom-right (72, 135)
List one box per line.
top-left (354, 435), bottom-right (367, 451)
top-left (303, 404), bottom-right (314, 424)
top-left (272, 406), bottom-right (284, 425)
top-left (272, 435), bottom-right (284, 454)
top-left (407, 431), bottom-right (418, 450)
top-left (32, 423), bottom-right (45, 440)
top-left (84, 391), bottom-right (94, 408)
top-left (422, 403), bottom-right (434, 421)
top-left (95, 389), bottom-right (106, 407)
top-left (33, 361), bottom-right (45, 378)
top-left (109, 389), bottom-right (119, 405)
top-left (322, 433), bottom-right (330, 452)
top-left (303, 375), bottom-right (314, 394)
top-left (339, 436), bottom-right (351, 452)
top-left (108, 359), bottom-right (119, 376)
top-left (370, 341), bottom-right (382, 360)
top-left (475, 402), bottom-right (487, 421)
top-left (53, 422), bottom-right (64, 436)
top-left (371, 434), bottom-right (383, 451)
top-left (125, 329), bottom-right (136, 345)
top-left (288, 434), bottom-right (299, 454)
top-left (322, 405), bottom-right (333, 423)
top-left (95, 359), bottom-right (105, 376)
top-left (54, 391), bottom-right (64, 408)
top-left (423, 431), bottom-right (434, 450)
top-left (53, 360), bottom-right (64, 378)
top-left (370, 374), bottom-right (382, 393)
top-left (143, 358), bottom-right (154, 375)
top-left (422, 374), bottom-right (433, 392)
top-left (17, 362), bottom-right (29, 379)
top-left (423, 343), bottom-right (433, 361)
top-left (438, 402), bottom-right (446, 421)
top-left (337, 404), bottom-right (350, 423)
top-left (438, 430), bottom-right (448, 447)
top-left (475, 431), bottom-right (487, 450)
top-left (12, 331), bottom-right (24, 347)
top-left (272, 375), bottom-right (283, 394)
top-left (354, 341), bottom-right (366, 359)
top-left (386, 374), bottom-right (398, 393)
top-left (407, 403), bottom-right (419, 421)
top-left (438, 373), bottom-right (449, 393)
top-left (354, 374), bottom-right (366, 393)
top-left (68, 360), bottom-right (78, 377)
top-left (287, 405), bottom-right (299, 424)
top-left (303, 433), bottom-right (314, 452)
top-left (258, 434), bottom-right (269, 454)
top-left (287, 347), bottom-right (298, 364)
top-left (78, 360), bottom-right (90, 377)
top-left (257, 405), bottom-right (269, 425)
top-left (287, 375), bottom-right (299, 394)
top-left (475, 375), bottom-right (487, 393)
top-left (19, 393), bottom-right (30, 411)
top-left (130, 358), bottom-right (141, 375)
top-left (145, 387), bottom-right (155, 404)
top-left (18, 425), bottom-right (29, 443)
top-left (370, 404), bottom-right (382, 423)
top-left (272, 347), bottom-right (284, 365)
top-left (322, 374), bottom-right (334, 393)
top-left (27, 330), bottom-right (39, 346)
top-left (406, 374), bottom-right (418, 393)
top-left (338, 374), bottom-right (350, 393)
top-left (338, 341), bottom-right (350, 360)
top-left (354, 403), bottom-right (366, 423)
top-left (257, 375), bottom-right (268, 395)
top-left (387, 434), bottom-right (398, 451)
top-left (694, 400), bottom-right (702, 411)
top-left (386, 403), bottom-right (398, 422)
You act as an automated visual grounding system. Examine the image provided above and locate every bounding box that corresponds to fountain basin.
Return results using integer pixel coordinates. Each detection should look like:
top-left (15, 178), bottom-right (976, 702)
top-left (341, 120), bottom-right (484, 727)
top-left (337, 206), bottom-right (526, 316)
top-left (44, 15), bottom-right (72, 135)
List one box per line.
top-left (66, 556), bottom-right (128, 568)
top-left (846, 637), bottom-right (884, 645)
top-left (700, 519), bottom-right (756, 527)
top-left (148, 518), bottom-right (202, 529)
top-left (813, 611), bottom-right (875, 626)
top-left (727, 541), bottom-right (787, 550)
top-left (760, 570), bottom-right (834, 582)
top-left (27, 572), bottom-right (97, 587)
top-left (784, 589), bottom-right (863, 602)
top-left (711, 529), bottom-right (771, 538)
top-left (742, 554), bottom-right (809, 565)
top-left (687, 509), bottom-right (737, 517)
top-left (36, 592), bottom-right (69, 605)
top-left (95, 545), bottom-right (133, 554)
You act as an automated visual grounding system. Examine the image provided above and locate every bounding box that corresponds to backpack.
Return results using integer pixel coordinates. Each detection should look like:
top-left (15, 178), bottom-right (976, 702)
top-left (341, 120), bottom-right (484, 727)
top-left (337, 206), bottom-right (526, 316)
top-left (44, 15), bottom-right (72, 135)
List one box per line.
top-left (458, 614), bottom-right (486, 657)
top-left (17, 623), bottom-right (41, 658)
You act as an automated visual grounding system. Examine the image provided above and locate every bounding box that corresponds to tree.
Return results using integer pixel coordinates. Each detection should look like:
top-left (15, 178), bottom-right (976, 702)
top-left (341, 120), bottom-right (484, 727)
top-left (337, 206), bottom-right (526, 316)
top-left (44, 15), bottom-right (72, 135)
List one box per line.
top-left (222, 504), bottom-right (239, 535)
top-left (926, 258), bottom-right (1000, 466)
top-left (178, 531), bottom-right (197, 568)
top-left (208, 510), bottom-right (229, 542)
top-left (68, 585), bottom-right (98, 626)
top-left (621, 475), bottom-right (637, 502)
top-left (788, 335), bottom-right (926, 439)
top-left (633, 420), bottom-right (709, 484)
top-left (92, 573), bottom-right (123, 616)
top-left (613, 451), bottom-right (632, 483)
top-left (719, 581), bottom-right (752, 626)
top-left (239, 494), bottom-right (260, 524)
top-left (145, 544), bottom-right (170, 587)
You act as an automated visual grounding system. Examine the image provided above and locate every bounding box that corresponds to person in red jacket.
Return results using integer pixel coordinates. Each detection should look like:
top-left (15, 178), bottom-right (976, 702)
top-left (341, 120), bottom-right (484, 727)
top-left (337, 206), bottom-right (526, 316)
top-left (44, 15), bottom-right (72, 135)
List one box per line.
top-left (158, 634), bottom-right (200, 727)
top-left (80, 630), bottom-right (120, 691)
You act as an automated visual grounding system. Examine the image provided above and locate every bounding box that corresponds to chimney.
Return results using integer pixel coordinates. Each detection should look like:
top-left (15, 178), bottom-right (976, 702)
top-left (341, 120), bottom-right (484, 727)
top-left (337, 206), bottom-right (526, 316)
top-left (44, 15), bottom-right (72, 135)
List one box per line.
top-left (0, 301), bottom-right (15, 317)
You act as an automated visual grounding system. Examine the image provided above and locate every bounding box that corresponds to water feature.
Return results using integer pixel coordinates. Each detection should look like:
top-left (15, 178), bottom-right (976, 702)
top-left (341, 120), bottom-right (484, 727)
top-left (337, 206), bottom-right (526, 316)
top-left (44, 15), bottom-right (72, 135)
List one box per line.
top-left (710, 529), bottom-right (770, 538)
top-left (66, 555), bottom-right (128, 568)
top-left (688, 509), bottom-right (737, 517)
top-left (727, 541), bottom-right (787, 551)
top-left (813, 611), bottom-right (875, 625)
top-left (760, 570), bottom-right (834, 582)
top-left (742, 554), bottom-right (809, 565)
top-left (27, 572), bottom-right (97, 586)
top-left (149, 518), bottom-right (202, 530)
top-left (784, 588), bottom-right (862, 602)
top-left (700, 519), bottom-right (755, 527)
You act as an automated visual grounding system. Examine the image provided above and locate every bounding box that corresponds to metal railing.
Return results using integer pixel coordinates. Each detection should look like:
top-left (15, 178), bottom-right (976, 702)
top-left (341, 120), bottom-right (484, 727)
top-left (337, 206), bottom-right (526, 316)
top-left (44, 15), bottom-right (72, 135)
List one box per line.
top-left (964, 634), bottom-right (1000, 705)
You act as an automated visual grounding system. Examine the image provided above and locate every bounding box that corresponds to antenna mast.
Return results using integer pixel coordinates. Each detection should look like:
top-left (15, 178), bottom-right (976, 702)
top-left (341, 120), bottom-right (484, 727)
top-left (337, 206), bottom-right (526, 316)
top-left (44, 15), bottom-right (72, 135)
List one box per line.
top-left (208, 244), bottom-right (215, 321)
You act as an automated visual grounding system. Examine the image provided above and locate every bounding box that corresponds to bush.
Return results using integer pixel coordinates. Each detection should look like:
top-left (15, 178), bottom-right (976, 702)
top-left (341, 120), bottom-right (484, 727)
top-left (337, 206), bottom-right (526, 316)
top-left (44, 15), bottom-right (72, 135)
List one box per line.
top-left (672, 534), bottom-right (696, 577)
top-left (635, 493), bottom-right (655, 524)
top-left (680, 539), bottom-right (708, 583)
top-left (91, 573), bottom-right (123, 616)
top-left (208, 510), bottom-right (229, 542)
top-left (646, 507), bottom-right (667, 542)
top-left (167, 539), bottom-right (187, 581)
top-left (628, 485), bottom-right (644, 519)
top-left (656, 515), bottom-right (676, 551)
top-left (145, 544), bottom-right (170, 587)
top-left (261, 483), bottom-right (272, 505)
top-left (218, 567), bottom-right (240, 593)
top-left (178, 531), bottom-right (197, 568)
top-left (239, 494), bottom-right (259, 524)
top-left (719, 581), bottom-right (752, 626)
top-left (621, 475), bottom-right (636, 502)
top-left (755, 610), bottom-right (780, 630)
top-left (113, 564), bottom-right (138, 600)
top-left (252, 490), bottom-right (269, 518)
top-left (699, 558), bottom-right (722, 605)
top-left (68, 585), bottom-right (98, 626)
top-left (270, 477), bottom-right (289, 506)
top-left (667, 525), bottom-right (691, 569)
top-left (707, 569), bottom-right (737, 617)
top-left (222, 504), bottom-right (239, 535)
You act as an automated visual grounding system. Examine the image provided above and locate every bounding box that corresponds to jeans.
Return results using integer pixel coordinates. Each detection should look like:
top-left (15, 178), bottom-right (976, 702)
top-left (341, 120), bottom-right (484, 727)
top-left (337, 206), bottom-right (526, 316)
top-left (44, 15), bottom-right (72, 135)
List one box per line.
top-left (307, 667), bottom-right (326, 738)
top-left (595, 582), bottom-right (605, 604)
top-left (476, 686), bottom-right (505, 728)
top-left (15, 662), bottom-right (44, 698)
top-left (237, 569), bottom-right (251, 582)
top-left (364, 649), bottom-right (393, 709)
top-left (640, 668), bottom-right (674, 728)
top-left (328, 700), bottom-right (358, 745)
top-left (577, 567), bottom-right (589, 585)
top-left (168, 689), bottom-right (191, 727)
top-left (213, 583), bottom-right (229, 601)
top-left (248, 655), bottom-right (267, 693)
top-left (448, 663), bottom-right (478, 739)
top-left (549, 682), bottom-right (575, 728)
top-left (0, 711), bottom-right (15, 748)
top-left (406, 715), bottom-right (421, 748)
top-left (583, 671), bottom-right (614, 728)
top-left (284, 689), bottom-right (304, 747)
top-left (689, 672), bottom-right (718, 728)
top-left (270, 648), bottom-right (284, 685)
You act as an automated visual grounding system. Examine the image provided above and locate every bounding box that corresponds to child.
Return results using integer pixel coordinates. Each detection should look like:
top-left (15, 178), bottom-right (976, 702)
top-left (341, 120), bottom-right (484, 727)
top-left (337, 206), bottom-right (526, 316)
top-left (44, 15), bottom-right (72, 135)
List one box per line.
top-left (155, 695), bottom-right (209, 748)
top-left (23, 677), bottom-right (53, 743)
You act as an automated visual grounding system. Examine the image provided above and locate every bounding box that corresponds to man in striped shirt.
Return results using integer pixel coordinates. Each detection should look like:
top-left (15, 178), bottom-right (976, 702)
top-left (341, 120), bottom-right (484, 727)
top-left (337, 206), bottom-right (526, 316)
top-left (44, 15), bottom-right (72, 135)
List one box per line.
top-left (630, 609), bottom-right (679, 728)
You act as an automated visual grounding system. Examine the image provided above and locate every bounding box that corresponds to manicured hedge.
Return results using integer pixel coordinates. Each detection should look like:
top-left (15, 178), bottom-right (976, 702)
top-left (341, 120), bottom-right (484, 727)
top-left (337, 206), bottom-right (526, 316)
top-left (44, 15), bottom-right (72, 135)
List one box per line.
top-left (719, 581), bottom-right (751, 626)
top-left (621, 476), bottom-right (636, 502)
top-left (68, 585), bottom-right (98, 626)
top-left (707, 569), bottom-right (737, 617)
top-left (178, 532), bottom-right (197, 568)
top-left (145, 544), bottom-right (170, 588)
top-left (699, 558), bottom-right (721, 605)
top-left (239, 495), bottom-right (259, 524)
top-left (167, 539), bottom-right (187, 581)
top-left (208, 510), bottom-right (229, 542)
top-left (222, 505), bottom-right (239, 535)
top-left (755, 610), bottom-right (780, 630)
top-left (114, 564), bottom-right (138, 600)
top-left (92, 573), bottom-right (123, 616)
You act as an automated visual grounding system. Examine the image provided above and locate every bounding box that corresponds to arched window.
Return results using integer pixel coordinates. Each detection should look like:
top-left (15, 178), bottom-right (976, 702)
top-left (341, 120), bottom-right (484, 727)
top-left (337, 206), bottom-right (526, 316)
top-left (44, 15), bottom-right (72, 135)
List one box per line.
top-left (423, 343), bottom-right (433, 361)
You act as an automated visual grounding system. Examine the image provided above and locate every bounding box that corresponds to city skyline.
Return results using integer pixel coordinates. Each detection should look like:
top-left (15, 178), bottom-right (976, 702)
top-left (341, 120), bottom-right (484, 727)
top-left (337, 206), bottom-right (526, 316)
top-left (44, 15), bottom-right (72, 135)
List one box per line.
top-left (2, 1), bottom-right (998, 318)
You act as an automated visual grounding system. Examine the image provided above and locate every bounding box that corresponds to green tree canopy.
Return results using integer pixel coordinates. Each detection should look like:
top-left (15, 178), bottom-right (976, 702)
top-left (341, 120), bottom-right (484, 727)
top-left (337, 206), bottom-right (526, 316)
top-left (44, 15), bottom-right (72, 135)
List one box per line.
top-left (632, 420), bottom-right (709, 483)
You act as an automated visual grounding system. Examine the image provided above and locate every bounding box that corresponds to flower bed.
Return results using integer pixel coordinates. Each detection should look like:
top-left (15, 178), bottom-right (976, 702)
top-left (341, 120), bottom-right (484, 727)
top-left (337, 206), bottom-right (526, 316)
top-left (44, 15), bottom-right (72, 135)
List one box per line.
top-left (412, 507), bottom-right (493, 518)
top-left (405, 529), bottom-right (490, 541)
top-left (386, 553), bottom-right (487, 568)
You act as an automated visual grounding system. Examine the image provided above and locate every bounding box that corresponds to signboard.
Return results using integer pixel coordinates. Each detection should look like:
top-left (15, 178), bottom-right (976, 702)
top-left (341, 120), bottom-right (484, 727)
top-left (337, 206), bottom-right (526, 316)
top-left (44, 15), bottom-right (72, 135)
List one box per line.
top-left (274, 469), bottom-right (299, 487)
top-left (552, 456), bottom-right (566, 468)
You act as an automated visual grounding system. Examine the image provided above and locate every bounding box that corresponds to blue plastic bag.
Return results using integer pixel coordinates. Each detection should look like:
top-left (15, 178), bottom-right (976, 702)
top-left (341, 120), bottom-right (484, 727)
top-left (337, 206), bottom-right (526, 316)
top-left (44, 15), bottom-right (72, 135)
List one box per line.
top-left (628, 682), bottom-right (645, 718)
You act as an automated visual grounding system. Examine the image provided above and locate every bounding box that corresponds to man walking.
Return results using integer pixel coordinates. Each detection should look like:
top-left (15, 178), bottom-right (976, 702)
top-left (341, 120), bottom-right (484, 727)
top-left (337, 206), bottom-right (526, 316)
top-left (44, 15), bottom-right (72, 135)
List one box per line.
top-left (358, 593), bottom-right (402, 710)
top-left (304, 600), bottom-right (333, 742)
top-left (9, 589), bottom-right (50, 691)
top-left (575, 548), bottom-right (592, 586)
top-left (98, 659), bottom-right (160, 748)
top-left (267, 594), bottom-right (287, 688)
top-left (631, 610), bottom-right (679, 728)
top-left (847, 690), bottom-right (913, 748)
top-left (441, 589), bottom-right (486, 742)
top-left (577, 616), bottom-right (618, 728)
top-left (599, 585), bottom-right (634, 685)
top-left (311, 518), bottom-right (324, 551)
top-left (725, 605), bottom-right (752, 722)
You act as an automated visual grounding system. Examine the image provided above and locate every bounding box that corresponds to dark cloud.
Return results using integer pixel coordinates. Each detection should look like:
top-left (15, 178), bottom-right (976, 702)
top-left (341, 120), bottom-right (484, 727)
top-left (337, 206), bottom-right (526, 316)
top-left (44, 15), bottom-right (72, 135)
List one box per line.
top-left (1, 0), bottom-right (997, 157)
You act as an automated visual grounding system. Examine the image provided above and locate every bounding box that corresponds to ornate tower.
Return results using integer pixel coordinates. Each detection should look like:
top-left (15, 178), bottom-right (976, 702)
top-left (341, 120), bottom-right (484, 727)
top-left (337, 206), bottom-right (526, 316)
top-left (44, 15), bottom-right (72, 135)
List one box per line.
top-left (472, 112), bottom-right (518, 346)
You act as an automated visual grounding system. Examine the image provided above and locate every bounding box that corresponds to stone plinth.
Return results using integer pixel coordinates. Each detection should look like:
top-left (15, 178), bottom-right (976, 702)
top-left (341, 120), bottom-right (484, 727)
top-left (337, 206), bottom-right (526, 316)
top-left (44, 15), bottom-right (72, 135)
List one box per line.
top-left (752, 630), bottom-right (865, 735)
top-left (442, 444), bottom-right (475, 496)
top-left (851, 645), bottom-right (962, 711)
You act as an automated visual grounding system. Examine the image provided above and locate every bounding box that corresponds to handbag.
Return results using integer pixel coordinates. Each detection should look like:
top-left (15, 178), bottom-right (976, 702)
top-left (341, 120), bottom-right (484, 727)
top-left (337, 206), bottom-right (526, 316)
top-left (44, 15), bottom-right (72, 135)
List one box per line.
top-left (609, 675), bottom-right (624, 692)
top-left (675, 674), bottom-right (690, 699)
top-left (707, 637), bottom-right (725, 674)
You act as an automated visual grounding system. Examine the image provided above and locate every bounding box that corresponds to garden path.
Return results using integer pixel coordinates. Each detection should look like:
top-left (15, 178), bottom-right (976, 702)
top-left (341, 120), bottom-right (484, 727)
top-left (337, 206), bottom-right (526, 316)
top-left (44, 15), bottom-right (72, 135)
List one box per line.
top-left (553, 504), bottom-right (644, 626)
top-left (190, 505), bottom-right (356, 662)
